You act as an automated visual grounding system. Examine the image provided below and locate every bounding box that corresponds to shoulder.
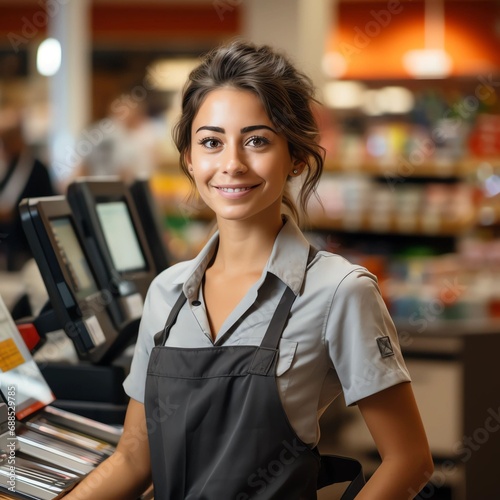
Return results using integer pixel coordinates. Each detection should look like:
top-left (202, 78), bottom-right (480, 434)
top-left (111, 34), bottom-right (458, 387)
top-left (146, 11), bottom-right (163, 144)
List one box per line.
top-left (308, 252), bottom-right (393, 342)
top-left (299, 250), bottom-right (382, 328)
top-left (307, 250), bottom-right (378, 297)
top-left (146, 258), bottom-right (194, 302)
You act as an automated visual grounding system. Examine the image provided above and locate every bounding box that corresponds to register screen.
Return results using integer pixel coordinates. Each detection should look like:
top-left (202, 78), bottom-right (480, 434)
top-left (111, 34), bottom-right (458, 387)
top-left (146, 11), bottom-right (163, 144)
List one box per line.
top-left (0, 297), bottom-right (54, 420)
top-left (96, 201), bottom-right (146, 273)
top-left (50, 217), bottom-right (99, 301)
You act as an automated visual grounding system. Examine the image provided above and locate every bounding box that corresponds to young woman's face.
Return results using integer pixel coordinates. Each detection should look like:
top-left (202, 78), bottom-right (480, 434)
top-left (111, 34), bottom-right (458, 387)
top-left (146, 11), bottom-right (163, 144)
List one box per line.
top-left (187, 87), bottom-right (298, 225)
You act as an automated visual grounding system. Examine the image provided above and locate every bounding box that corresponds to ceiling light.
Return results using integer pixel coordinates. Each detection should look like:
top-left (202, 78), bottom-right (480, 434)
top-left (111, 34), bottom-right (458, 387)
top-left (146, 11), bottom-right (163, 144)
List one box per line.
top-left (403, 0), bottom-right (452, 79)
top-left (37, 38), bottom-right (62, 77)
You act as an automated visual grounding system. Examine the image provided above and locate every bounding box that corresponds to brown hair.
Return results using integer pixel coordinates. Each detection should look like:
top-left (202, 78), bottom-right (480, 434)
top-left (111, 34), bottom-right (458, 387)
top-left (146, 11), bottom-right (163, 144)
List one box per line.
top-left (172, 39), bottom-right (324, 223)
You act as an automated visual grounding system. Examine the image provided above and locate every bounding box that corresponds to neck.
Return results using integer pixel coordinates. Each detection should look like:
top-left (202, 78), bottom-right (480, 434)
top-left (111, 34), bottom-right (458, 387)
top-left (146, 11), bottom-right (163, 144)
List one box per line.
top-left (211, 215), bottom-right (284, 276)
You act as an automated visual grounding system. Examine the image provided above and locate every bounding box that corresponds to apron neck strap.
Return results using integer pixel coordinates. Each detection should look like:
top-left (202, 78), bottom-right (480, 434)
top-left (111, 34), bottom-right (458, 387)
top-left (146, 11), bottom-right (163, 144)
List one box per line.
top-left (154, 292), bottom-right (187, 347)
top-left (258, 286), bottom-right (296, 350)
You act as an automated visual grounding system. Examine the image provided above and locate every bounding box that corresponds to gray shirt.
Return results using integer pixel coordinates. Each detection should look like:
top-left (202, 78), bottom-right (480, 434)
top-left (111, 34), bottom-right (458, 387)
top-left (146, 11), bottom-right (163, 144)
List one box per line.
top-left (123, 216), bottom-right (411, 446)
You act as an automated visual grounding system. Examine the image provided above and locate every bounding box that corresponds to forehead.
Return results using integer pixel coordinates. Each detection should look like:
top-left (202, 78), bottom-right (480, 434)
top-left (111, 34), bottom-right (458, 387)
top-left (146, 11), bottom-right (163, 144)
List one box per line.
top-left (192, 87), bottom-right (272, 126)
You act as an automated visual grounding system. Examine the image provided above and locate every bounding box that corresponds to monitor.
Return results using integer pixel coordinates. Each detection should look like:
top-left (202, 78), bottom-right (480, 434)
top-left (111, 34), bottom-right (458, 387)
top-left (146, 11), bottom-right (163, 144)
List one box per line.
top-left (67, 178), bottom-right (156, 307)
top-left (19, 196), bottom-right (124, 364)
top-left (130, 178), bottom-right (171, 274)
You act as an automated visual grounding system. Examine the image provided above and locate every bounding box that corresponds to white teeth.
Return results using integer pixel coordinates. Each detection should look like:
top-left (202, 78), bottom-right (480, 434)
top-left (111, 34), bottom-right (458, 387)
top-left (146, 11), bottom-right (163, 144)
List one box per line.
top-left (219, 187), bottom-right (251, 193)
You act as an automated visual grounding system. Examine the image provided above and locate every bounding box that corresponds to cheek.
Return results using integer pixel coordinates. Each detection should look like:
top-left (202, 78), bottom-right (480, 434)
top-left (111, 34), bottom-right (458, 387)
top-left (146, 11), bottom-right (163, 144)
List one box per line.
top-left (190, 153), bottom-right (212, 175)
top-left (191, 146), bottom-right (217, 166)
top-left (191, 160), bottom-right (217, 195)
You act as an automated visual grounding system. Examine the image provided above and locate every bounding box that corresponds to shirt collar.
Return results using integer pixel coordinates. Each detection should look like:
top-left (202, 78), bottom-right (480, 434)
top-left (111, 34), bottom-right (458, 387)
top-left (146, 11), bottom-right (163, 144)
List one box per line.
top-left (265, 216), bottom-right (311, 295)
top-left (173, 216), bottom-right (311, 300)
top-left (172, 230), bottom-right (219, 300)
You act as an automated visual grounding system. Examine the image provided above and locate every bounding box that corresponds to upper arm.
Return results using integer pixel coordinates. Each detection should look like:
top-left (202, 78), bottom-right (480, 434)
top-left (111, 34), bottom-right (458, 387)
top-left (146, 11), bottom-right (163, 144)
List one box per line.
top-left (357, 382), bottom-right (432, 465)
top-left (122, 283), bottom-right (160, 402)
top-left (324, 268), bottom-right (411, 406)
top-left (115, 398), bottom-right (151, 480)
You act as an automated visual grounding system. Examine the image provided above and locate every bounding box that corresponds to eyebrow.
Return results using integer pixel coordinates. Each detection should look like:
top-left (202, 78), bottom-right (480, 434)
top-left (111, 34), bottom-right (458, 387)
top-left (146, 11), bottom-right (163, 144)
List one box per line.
top-left (195, 125), bottom-right (278, 134)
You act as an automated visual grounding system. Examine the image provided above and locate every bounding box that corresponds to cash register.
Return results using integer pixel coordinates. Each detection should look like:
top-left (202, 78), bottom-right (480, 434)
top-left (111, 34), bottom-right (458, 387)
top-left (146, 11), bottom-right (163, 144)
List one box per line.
top-left (67, 178), bottom-right (157, 303)
top-left (19, 196), bottom-right (135, 423)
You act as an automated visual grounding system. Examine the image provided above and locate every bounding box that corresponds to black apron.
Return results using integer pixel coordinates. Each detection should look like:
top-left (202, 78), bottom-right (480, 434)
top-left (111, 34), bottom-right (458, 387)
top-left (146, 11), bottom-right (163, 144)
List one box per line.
top-left (145, 275), bottom-right (365, 499)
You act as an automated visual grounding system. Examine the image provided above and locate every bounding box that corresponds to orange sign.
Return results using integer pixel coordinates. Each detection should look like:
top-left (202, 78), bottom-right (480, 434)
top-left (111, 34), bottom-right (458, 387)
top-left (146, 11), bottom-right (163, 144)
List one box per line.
top-left (0, 338), bottom-right (25, 372)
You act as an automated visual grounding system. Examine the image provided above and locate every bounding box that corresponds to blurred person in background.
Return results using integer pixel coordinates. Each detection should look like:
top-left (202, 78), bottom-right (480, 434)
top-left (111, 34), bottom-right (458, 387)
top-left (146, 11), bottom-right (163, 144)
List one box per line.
top-left (77, 95), bottom-right (164, 184)
top-left (0, 105), bottom-right (56, 271)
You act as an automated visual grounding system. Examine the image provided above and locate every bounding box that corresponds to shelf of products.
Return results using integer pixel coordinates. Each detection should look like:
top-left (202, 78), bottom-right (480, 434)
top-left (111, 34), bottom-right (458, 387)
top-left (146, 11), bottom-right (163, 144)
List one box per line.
top-left (385, 240), bottom-right (500, 322)
top-left (324, 158), bottom-right (474, 178)
top-left (309, 174), bottom-right (480, 234)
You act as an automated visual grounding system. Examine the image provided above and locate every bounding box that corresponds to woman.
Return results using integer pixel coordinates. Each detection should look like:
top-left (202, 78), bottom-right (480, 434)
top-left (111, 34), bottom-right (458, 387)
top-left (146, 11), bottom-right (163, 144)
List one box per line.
top-left (66, 41), bottom-right (433, 499)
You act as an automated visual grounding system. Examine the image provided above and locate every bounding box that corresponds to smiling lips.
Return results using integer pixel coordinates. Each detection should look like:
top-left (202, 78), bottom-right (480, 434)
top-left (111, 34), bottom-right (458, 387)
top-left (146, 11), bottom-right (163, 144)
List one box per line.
top-left (218, 186), bottom-right (253, 193)
top-left (213, 184), bottom-right (259, 198)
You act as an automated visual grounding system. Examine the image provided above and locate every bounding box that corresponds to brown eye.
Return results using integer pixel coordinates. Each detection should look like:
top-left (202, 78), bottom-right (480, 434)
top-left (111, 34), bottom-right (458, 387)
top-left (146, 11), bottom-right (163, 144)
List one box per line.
top-left (198, 137), bottom-right (221, 149)
top-left (246, 136), bottom-right (270, 148)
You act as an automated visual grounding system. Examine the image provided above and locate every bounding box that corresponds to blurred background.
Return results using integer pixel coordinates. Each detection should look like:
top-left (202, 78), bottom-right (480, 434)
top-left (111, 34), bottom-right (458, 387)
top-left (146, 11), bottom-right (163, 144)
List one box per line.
top-left (1, 1), bottom-right (499, 498)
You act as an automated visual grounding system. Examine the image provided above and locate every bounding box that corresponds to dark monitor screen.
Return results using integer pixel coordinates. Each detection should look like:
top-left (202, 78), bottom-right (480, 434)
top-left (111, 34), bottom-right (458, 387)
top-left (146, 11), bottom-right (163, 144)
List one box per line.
top-left (49, 218), bottom-right (99, 301)
top-left (95, 201), bottom-right (147, 273)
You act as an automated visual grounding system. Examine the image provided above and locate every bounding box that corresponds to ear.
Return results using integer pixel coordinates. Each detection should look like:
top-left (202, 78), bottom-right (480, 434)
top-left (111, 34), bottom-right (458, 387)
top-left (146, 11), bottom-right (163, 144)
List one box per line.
top-left (290, 159), bottom-right (305, 177)
top-left (185, 150), bottom-right (193, 174)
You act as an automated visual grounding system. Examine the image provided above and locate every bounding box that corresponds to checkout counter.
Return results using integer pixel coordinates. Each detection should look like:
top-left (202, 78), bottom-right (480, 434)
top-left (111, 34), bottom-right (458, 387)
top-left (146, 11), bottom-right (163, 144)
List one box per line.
top-left (0, 177), bottom-right (168, 498)
top-left (0, 294), bottom-right (122, 499)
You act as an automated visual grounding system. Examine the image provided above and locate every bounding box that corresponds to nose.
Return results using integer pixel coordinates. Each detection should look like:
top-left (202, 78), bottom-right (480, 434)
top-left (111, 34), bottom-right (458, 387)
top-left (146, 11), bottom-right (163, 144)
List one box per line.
top-left (222, 144), bottom-right (247, 175)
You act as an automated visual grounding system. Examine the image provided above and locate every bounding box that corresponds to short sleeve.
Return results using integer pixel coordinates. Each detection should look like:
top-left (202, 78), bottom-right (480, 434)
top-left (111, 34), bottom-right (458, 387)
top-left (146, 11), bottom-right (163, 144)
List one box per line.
top-left (122, 286), bottom-right (158, 403)
top-left (324, 268), bottom-right (411, 406)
